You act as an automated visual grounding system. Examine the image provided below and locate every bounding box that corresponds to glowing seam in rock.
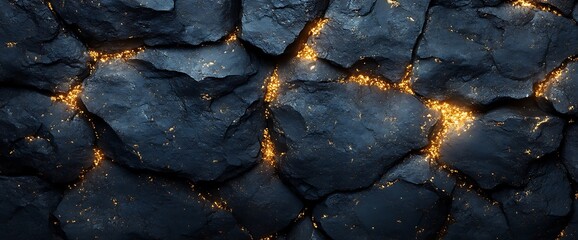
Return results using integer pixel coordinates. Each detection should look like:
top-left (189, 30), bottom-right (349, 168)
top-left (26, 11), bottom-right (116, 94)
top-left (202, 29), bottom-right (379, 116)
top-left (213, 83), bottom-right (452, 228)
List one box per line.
top-left (5, 42), bottom-right (17, 48)
top-left (50, 85), bottom-right (83, 110)
top-left (511, 0), bottom-right (564, 16)
top-left (386, 0), bottom-right (400, 8)
top-left (93, 148), bottom-right (104, 167)
top-left (88, 47), bottom-right (145, 63)
top-left (297, 18), bottom-right (329, 60)
top-left (423, 100), bottom-right (475, 161)
top-left (261, 68), bottom-right (282, 166)
top-left (224, 28), bottom-right (239, 44)
top-left (535, 57), bottom-right (577, 98)
top-left (343, 71), bottom-right (415, 95)
top-left (261, 128), bottom-right (276, 166)
top-left (263, 68), bottom-right (280, 104)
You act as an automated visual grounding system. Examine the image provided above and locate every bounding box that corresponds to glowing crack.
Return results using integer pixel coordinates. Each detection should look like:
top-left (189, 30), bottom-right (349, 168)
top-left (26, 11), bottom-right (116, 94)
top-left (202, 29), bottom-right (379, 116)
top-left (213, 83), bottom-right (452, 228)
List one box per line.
top-left (261, 128), bottom-right (276, 166)
top-left (88, 47), bottom-right (145, 63)
top-left (51, 85), bottom-right (83, 110)
top-left (342, 66), bottom-right (415, 95)
top-left (535, 56), bottom-right (577, 98)
top-left (93, 148), bottom-right (104, 167)
top-left (296, 18), bottom-right (329, 60)
top-left (511, 0), bottom-right (564, 16)
top-left (263, 68), bottom-right (280, 104)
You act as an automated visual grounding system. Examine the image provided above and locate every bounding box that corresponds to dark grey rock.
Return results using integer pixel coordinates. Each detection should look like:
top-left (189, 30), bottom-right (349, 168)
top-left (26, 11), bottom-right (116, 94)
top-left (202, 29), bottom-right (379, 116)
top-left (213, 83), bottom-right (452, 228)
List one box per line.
top-left (440, 106), bottom-right (564, 189)
top-left (412, 3), bottom-right (578, 105)
top-left (444, 187), bottom-right (510, 240)
top-left (574, 3), bottom-right (578, 21)
top-left (0, 176), bottom-right (61, 240)
top-left (240, 0), bottom-right (325, 55)
top-left (492, 161), bottom-right (572, 240)
top-left (55, 161), bottom-right (248, 240)
top-left (562, 123), bottom-right (578, 182)
top-left (560, 200), bottom-right (578, 240)
top-left (271, 82), bottom-right (437, 199)
top-left (314, 180), bottom-right (448, 240)
top-left (51, 0), bottom-right (239, 49)
top-left (384, 155), bottom-right (456, 195)
top-left (278, 57), bottom-right (346, 83)
top-left (308, 0), bottom-right (430, 81)
top-left (531, 0), bottom-right (576, 15)
top-left (213, 164), bottom-right (303, 238)
top-left (0, 0), bottom-right (88, 92)
top-left (282, 217), bottom-right (327, 240)
top-left (0, 89), bottom-right (95, 184)
top-left (82, 41), bottom-right (267, 182)
top-left (543, 61), bottom-right (578, 116)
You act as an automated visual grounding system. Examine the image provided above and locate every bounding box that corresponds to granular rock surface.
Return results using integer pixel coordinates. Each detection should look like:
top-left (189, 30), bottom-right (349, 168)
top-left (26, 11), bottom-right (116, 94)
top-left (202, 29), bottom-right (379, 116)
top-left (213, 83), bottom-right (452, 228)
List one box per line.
top-left (1, 0), bottom-right (578, 239)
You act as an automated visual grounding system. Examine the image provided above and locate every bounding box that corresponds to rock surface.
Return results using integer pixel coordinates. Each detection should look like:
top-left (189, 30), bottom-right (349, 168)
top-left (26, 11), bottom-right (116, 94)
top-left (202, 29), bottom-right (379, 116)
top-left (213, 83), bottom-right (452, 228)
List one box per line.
top-left (240, 0), bottom-right (325, 55)
top-left (542, 61), bottom-right (578, 116)
top-left (271, 82), bottom-right (437, 199)
top-left (0, 0), bottom-right (88, 92)
top-left (55, 161), bottom-right (247, 239)
top-left (309, 0), bottom-right (430, 81)
top-left (440, 106), bottom-right (564, 189)
top-left (562, 123), bottom-right (578, 181)
top-left (0, 89), bottom-right (95, 184)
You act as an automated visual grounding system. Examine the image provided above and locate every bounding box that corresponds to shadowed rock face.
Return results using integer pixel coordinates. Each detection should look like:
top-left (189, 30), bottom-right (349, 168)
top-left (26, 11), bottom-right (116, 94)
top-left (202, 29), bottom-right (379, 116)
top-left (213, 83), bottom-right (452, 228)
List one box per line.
top-left (3, 0), bottom-right (578, 239)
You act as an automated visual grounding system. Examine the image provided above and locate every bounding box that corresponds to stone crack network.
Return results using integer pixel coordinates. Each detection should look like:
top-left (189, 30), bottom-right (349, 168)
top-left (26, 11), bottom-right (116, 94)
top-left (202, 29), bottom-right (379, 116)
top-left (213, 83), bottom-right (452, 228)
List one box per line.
top-left (1, 0), bottom-right (578, 239)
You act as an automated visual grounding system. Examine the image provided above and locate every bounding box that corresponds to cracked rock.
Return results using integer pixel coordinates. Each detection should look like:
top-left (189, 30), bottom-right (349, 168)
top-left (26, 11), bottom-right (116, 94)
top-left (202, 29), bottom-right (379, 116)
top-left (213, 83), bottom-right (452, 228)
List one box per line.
top-left (0, 176), bottom-right (61, 240)
top-left (440, 106), bottom-right (564, 189)
top-left (212, 163), bottom-right (303, 238)
top-left (314, 180), bottom-right (448, 240)
top-left (560, 200), bottom-right (578, 239)
top-left (280, 217), bottom-right (328, 240)
top-left (51, 0), bottom-right (239, 49)
top-left (0, 89), bottom-right (95, 184)
top-left (308, 0), bottom-right (430, 81)
top-left (271, 82), bottom-right (437, 199)
top-left (240, 0), bottom-right (325, 55)
top-left (384, 155), bottom-right (456, 195)
top-left (55, 161), bottom-right (247, 240)
top-left (492, 161), bottom-right (572, 240)
top-left (412, 3), bottom-right (578, 105)
top-left (542, 61), bottom-right (578, 116)
top-left (562, 123), bottom-right (578, 182)
top-left (82, 41), bottom-right (267, 182)
top-left (531, 0), bottom-right (576, 15)
top-left (0, 0), bottom-right (88, 92)
top-left (444, 187), bottom-right (510, 240)
top-left (278, 57), bottom-right (346, 83)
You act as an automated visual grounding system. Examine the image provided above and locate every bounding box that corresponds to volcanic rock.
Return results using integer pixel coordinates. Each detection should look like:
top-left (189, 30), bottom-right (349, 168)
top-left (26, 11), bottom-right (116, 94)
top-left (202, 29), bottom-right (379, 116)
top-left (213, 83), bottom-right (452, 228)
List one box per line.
top-left (542, 61), bottom-right (578, 116)
top-left (313, 180), bottom-right (448, 240)
top-left (51, 0), bottom-right (240, 49)
top-left (270, 82), bottom-right (437, 199)
top-left (281, 217), bottom-right (327, 240)
top-left (240, 0), bottom-right (325, 55)
top-left (82, 41), bottom-right (267, 182)
top-left (55, 161), bottom-right (247, 239)
top-left (562, 123), bottom-right (578, 182)
top-left (412, 2), bottom-right (578, 105)
top-left (440, 106), bottom-right (564, 189)
top-left (0, 176), bottom-right (61, 240)
top-left (0, 0), bottom-right (88, 92)
top-left (0, 89), bottom-right (95, 184)
top-left (308, 0), bottom-right (430, 81)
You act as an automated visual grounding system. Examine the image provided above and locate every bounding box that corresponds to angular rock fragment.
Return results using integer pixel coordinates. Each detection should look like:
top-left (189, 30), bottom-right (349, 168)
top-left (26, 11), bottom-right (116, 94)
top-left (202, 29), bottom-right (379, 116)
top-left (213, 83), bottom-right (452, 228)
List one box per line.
top-left (51, 0), bottom-right (239, 49)
top-left (55, 161), bottom-right (247, 239)
top-left (314, 180), bottom-right (448, 240)
top-left (0, 89), bottom-right (95, 184)
top-left (278, 57), bottom-right (346, 83)
top-left (212, 164), bottom-right (303, 238)
top-left (270, 82), bottom-right (437, 199)
top-left (412, 3), bottom-right (578, 104)
top-left (0, 0), bottom-right (88, 92)
top-left (384, 155), bottom-right (456, 195)
top-left (308, 0), bottom-right (430, 81)
top-left (541, 61), bottom-right (578, 116)
top-left (492, 161), bottom-right (572, 240)
top-left (562, 124), bottom-right (578, 182)
top-left (444, 187), bottom-right (510, 240)
top-left (0, 176), bottom-right (61, 240)
top-left (240, 0), bottom-right (325, 55)
top-left (440, 106), bottom-right (564, 189)
top-left (82, 41), bottom-right (267, 182)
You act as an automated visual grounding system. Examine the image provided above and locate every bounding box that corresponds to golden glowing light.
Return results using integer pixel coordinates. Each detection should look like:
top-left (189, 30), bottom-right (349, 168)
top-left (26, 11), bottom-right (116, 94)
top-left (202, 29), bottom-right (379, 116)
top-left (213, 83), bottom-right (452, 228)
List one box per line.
top-left (5, 42), bottom-right (17, 48)
top-left (51, 85), bottom-right (83, 110)
top-left (261, 128), bottom-right (276, 166)
top-left (309, 18), bottom-right (329, 37)
top-left (224, 28), bottom-right (239, 44)
top-left (511, 0), bottom-right (563, 16)
top-left (535, 57), bottom-right (577, 98)
top-left (297, 44), bottom-right (317, 60)
top-left (93, 148), bottom-right (104, 167)
top-left (263, 68), bottom-right (280, 103)
top-left (423, 100), bottom-right (475, 160)
top-left (88, 47), bottom-right (145, 63)
top-left (343, 71), bottom-right (415, 95)
top-left (387, 0), bottom-right (400, 7)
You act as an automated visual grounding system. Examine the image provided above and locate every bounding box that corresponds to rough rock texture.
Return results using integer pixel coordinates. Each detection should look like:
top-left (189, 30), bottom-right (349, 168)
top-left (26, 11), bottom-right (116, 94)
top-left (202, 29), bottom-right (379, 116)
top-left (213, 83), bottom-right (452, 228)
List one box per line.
top-left (314, 180), bottom-right (448, 240)
top-left (563, 124), bottom-right (578, 181)
top-left (492, 161), bottom-right (572, 240)
top-left (271, 82), bottom-right (437, 199)
top-left (240, 0), bottom-right (325, 55)
top-left (0, 89), bottom-right (95, 184)
top-left (0, 0), bottom-right (88, 92)
top-left (212, 164), bottom-right (303, 238)
top-left (280, 217), bottom-right (328, 240)
top-left (531, 0), bottom-right (576, 15)
top-left (0, 176), bottom-right (61, 240)
top-left (82, 41), bottom-right (266, 182)
top-left (543, 61), bottom-right (578, 116)
top-left (51, 0), bottom-right (239, 49)
top-left (440, 106), bottom-right (564, 189)
top-left (55, 161), bottom-right (247, 239)
top-left (309, 0), bottom-right (430, 81)
top-left (412, 2), bottom-right (578, 105)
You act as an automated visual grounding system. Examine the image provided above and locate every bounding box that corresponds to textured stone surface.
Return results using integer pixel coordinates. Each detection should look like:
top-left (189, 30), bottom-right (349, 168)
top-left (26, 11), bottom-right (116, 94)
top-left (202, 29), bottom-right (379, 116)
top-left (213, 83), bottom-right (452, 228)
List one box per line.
top-left (0, 0), bottom-right (88, 92)
top-left (0, 89), bottom-right (95, 184)
top-left (543, 61), bottom-right (578, 116)
top-left (240, 0), bottom-right (325, 55)
top-left (271, 82), bottom-right (437, 199)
